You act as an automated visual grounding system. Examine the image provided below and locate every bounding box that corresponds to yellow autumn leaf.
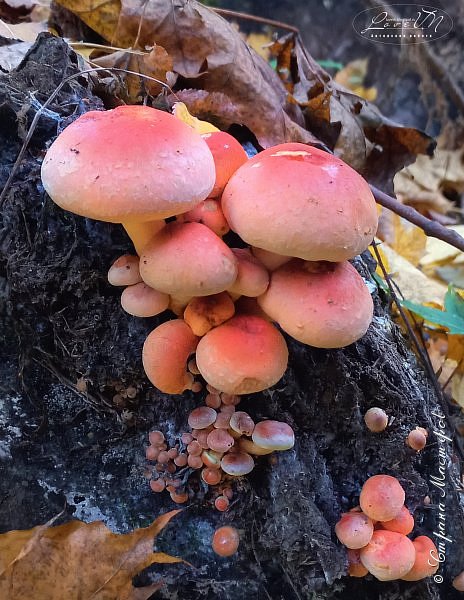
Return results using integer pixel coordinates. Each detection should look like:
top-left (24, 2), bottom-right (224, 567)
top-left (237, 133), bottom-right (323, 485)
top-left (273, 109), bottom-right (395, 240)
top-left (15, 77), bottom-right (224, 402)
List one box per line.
top-left (172, 101), bottom-right (219, 134)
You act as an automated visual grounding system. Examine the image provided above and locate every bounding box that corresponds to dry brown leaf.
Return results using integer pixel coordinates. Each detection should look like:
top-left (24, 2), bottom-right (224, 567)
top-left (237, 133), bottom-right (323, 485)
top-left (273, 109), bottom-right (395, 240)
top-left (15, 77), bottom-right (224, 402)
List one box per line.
top-left (55, 0), bottom-right (318, 148)
top-left (377, 209), bottom-right (427, 267)
top-left (0, 510), bottom-right (182, 599)
top-left (93, 44), bottom-right (176, 103)
top-left (394, 148), bottom-right (464, 216)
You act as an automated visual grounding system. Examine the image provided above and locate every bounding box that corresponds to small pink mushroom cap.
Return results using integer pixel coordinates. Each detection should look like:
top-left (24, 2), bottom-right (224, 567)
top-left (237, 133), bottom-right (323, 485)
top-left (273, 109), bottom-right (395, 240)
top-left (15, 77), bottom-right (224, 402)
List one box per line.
top-left (252, 420), bottom-right (295, 451)
top-left (359, 475), bottom-right (406, 521)
top-left (188, 407), bottom-right (217, 430)
top-left (364, 407), bottom-right (388, 432)
top-left (406, 427), bottom-right (428, 451)
top-left (222, 143), bottom-right (378, 261)
top-left (228, 248), bottom-right (270, 297)
top-left (176, 199), bottom-right (230, 237)
top-left (381, 505), bottom-right (414, 535)
top-left (202, 131), bottom-right (248, 198)
top-left (258, 260), bottom-right (373, 348)
top-left (107, 255), bottom-right (142, 286)
top-left (195, 315), bottom-right (288, 394)
top-left (140, 222), bottom-right (238, 297)
top-left (251, 247), bottom-right (291, 271)
top-left (207, 429), bottom-right (235, 453)
top-left (142, 319), bottom-right (199, 394)
top-left (401, 536), bottom-right (439, 581)
top-left (453, 571), bottom-right (464, 591)
top-left (41, 105), bottom-right (215, 222)
top-left (335, 512), bottom-right (374, 549)
top-left (347, 549), bottom-right (369, 577)
top-left (221, 451), bottom-right (255, 476)
top-left (120, 282), bottom-right (169, 317)
top-left (360, 530), bottom-right (416, 581)
top-left (212, 526), bottom-right (240, 557)
top-left (229, 411), bottom-right (255, 436)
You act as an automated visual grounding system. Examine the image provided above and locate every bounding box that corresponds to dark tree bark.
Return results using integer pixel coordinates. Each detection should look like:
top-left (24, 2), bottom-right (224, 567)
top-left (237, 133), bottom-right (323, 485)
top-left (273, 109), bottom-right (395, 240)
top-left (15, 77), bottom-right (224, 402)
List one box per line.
top-left (0, 35), bottom-right (463, 600)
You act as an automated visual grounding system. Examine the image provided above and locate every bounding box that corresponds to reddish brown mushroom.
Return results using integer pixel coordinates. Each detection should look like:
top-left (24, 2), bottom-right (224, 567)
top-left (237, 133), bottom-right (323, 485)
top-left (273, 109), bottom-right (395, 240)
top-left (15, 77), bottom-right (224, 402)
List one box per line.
top-left (222, 143), bottom-right (378, 262)
top-left (221, 452), bottom-right (255, 476)
top-left (212, 526), bottom-right (240, 557)
top-left (184, 292), bottom-right (235, 337)
top-left (258, 260), bottom-right (373, 348)
top-left (252, 420), bottom-right (295, 451)
top-left (195, 315), bottom-right (288, 394)
top-left (360, 530), bottom-right (416, 581)
top-left (140, 222), bottom-right (238, 297)
top-left (142, 319), bottom-right (199, 394)
top-left (41, 105), bottom-right (215, 254)
top-left (381, 505), bottom-right (414, 535)
top-left (406, 427), bottom-right (428, 451)
top-left (227, 249), bottom-right (269, 298)
top-left (364, 407), bottom-right (388, 433)
top-left (201, 131), bottom-right (248, 198)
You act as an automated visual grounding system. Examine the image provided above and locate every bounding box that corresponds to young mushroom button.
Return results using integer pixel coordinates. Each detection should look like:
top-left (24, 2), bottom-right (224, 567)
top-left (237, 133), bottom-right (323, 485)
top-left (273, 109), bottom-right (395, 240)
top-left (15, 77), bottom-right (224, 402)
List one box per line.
top-left (41, 105), bottom-right (216, 254)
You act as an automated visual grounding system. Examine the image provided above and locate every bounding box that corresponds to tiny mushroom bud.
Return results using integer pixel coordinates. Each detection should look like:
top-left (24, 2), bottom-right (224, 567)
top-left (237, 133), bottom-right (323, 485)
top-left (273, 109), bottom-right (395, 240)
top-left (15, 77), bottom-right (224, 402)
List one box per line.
top-left (381, 505), bottom-right (414, 535)
top-left (228, 249), bottom-right (270, 298)
top-left (187, 455), bottom-right (203, 469)
top-left (364, 407), bottom-right (388, 433)
top-left (407, 427), bottom-right (428, 451)
top-left (174, 453), bottom-right (188, 467)
top-left (214, 412), bottom-right (232, 429)
top-left (221, 452), bottom-right (255, 476)
top-left (108, 255), bottom-right (142, 286)
top-left (142, 320), bottom-right (199, 394)
top-left (184, 292), bottom-right (235, 337)
top-left (212, 525), bottom-right (240, 557)
top-left (401, 536), bottom-right (439, 581)
top-left (149, 431), bottom-right (165, 445)
top-left (146, 446), bottom-right (160, 461)
top-left (214, 495), bottom-right (230, 512)
top-left (170, 490), bottom-right (189, 504)
top-left (347, 549), bottom-right (369, 578)
top-left (140, 222), bottom-right (238, 297)
top-left (251, 247), bottom-right (291, 271)
top-left (201, 467), bottom-right (222, 485)
top-left (360, 530), bottom-right (416, 581)
top-left (188, 407), bottom-right (218, 430)
top-left (207, 429), bottom-right (235, 453)
top-left (41, 105), bottom-right (216, 255)
top-left (196, 315), bottom-right (288, 395)
top-left (229, 411), bottom-right (255, 437)
top-left (201, 449), bottom-right (223, 469)
top-left (258, 260), bottom-right (373, 348)
top-left (150, 478), bottom-right (166, 493)
top-left (187, 441), bottom-right (202, 456)
top-left (335, 512), bottom-right (374, 549)
top-left (453, 571), bottom-right (464, 592)
top-left (205, 393), bottom-right (222, 409)
top-left (121, 282), bottom-right (169, 317)
top-left (252, 420), bottom-right (295, 451)
top-left (360, 475), bottom-right (406, 522)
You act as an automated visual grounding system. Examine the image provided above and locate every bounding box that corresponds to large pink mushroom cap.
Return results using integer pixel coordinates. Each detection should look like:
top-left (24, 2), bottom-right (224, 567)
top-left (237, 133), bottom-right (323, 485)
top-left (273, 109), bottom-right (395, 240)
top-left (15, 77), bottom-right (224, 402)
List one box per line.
top-left (41, 105), bottom-right (216, 223)
top-left (222, 143), bottom-right (378, 262)
top-left (258, 260), bottom-right (373, 348)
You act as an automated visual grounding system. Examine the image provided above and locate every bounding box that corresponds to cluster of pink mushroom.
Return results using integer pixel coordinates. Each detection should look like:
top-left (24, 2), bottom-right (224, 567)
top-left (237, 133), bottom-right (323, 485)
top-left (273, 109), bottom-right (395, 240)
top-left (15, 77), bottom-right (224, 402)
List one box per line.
top-left (41, 103), bottom-right (379, 403)
top-left (145, 389), bottom-right (294, 507)
top-left (336, 474), bottom-right (439, 581)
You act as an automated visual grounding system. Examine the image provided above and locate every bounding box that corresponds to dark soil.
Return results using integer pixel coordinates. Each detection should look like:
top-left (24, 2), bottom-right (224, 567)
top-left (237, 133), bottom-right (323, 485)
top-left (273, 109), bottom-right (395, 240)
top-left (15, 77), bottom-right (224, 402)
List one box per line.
top-left (0, 34), bottom-right (463, 600)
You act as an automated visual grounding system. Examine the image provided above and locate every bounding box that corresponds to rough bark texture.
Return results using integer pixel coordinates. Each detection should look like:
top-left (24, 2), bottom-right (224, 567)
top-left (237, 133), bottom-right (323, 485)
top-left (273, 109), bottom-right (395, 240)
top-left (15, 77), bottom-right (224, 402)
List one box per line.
top-left (0, 35), bottom-right (463, 599)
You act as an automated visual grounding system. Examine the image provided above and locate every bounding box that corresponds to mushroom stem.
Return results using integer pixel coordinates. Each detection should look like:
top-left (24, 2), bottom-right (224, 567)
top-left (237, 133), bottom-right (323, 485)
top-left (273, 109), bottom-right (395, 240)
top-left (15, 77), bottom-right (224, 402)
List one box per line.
top-left (122, 220), bottom-right (165, 255)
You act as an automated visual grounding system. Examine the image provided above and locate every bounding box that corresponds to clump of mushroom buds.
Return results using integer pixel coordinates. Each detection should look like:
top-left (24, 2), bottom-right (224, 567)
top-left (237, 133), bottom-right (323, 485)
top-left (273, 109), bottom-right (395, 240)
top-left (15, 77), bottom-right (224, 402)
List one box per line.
top-left (335, 474), bottom-right (439, 582)
top-left (41, 104), bottom-right (378, 403)
top-left (145, 392), bottom-right (294, 507)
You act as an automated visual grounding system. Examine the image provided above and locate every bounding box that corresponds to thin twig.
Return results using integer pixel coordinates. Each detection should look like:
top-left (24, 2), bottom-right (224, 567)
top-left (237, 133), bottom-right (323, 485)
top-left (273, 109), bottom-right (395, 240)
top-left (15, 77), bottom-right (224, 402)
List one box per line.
top-left (372, 185), bottom-right (464, 252)
top-left (212, 7), bottom-right (299, 33)
top-left (372, 241), bottom-right (464, 464)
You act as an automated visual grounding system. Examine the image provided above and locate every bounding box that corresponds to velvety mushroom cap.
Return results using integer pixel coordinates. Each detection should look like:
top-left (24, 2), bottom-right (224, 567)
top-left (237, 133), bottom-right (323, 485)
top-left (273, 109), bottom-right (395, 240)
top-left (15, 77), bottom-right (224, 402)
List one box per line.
top-left (359, 475), bottom-right (405, 521)
top-left (188, 407), bottom-right (217, 429)
top-left (364, 407), bottom-right (388, 433)
top-left (177, 199), bottom-right (230, 237)
top-left (222, 143), bottom-right (378, 261)
top-left (41, 105), bottom-right (215, 222)
top-left (335, 512), bottom-right (374, 549)
top-left (120, 283), bottom-right (169, 317)
top-left (195, 315), bottom-right (289, 394)
top-left (140, 222), bottom-right (238, 297)
top-left (360, 530), bottom-right (416, 581)
top-left (252, 420), bottom-right (295, 451)
top-left (401, 536), bottom-right (439, 581)
top-left (142, 319), bottom-right (199, 394)
top-left (202, 131), bottom-right (248, 198)
top-left (212, 526), bottom-right (240, 557)
top-left (258, 260), bottom-right (373, 348)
